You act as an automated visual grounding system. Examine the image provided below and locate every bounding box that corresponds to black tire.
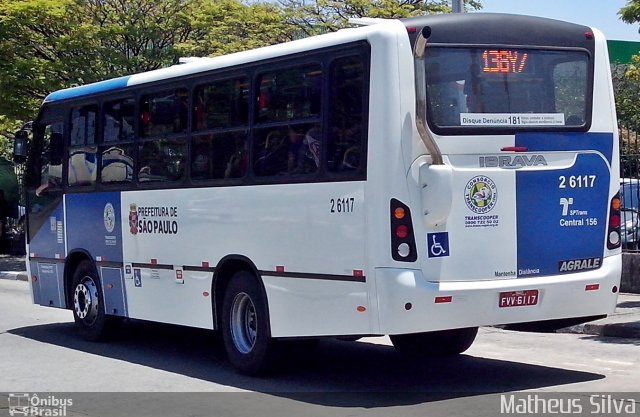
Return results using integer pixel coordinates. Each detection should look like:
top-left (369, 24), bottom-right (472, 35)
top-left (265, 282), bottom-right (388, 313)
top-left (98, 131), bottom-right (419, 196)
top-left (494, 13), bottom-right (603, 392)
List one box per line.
top-left (70, 260), bottom-right (113, 342)
top-left (390, 327), bottom-right (478, 357)
top-left (221, 271), bottom-right (278, 375)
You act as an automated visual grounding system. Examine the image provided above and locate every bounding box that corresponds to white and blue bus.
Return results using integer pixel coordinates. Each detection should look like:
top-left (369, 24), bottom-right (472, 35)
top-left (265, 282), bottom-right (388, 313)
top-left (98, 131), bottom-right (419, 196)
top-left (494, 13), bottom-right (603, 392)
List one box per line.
top-left (15, 13), bottom-right (622, 374)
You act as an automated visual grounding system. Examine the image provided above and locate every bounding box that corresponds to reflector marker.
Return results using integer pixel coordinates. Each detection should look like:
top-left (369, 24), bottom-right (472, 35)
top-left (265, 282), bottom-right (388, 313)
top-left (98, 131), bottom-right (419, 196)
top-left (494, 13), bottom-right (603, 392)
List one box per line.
top-left (585, 284), bottom-right (600, 291)
top-left (435, 296), bottom-right (453, 304)
top-left (353, 270), bottom-right (364, 277)
top-left (501, 146), bottom-right (528, 152)
top-left (202, 261), bottom-right (209, 268)
top-left (276, 265), bottom-right (285, 273)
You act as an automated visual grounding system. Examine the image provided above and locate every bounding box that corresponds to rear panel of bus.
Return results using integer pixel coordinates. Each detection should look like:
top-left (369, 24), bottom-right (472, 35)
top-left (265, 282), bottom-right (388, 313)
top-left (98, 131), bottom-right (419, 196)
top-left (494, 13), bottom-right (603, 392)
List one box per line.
top-left (374, 14), bottom-right (621, 335)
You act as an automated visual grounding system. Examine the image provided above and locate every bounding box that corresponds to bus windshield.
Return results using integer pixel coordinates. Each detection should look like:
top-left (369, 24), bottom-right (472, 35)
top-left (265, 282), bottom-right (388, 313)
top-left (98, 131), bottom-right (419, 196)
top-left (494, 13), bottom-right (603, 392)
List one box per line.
top-left (424, 46), bottom-right (590, 131)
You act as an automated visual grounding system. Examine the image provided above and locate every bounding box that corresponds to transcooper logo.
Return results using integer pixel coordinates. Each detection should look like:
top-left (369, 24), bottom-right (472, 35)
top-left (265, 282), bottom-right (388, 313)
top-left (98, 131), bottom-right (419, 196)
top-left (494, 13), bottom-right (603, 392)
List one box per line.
top-left (464, 175), bottom-right (498, 214)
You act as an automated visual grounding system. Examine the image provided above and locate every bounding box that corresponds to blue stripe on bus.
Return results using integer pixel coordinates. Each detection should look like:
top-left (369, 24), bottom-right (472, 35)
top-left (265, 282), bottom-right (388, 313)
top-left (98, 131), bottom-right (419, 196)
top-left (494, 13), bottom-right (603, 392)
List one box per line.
top-left (515, 152), bottom-right (609, 278)
top-left (44, 76), bottom-right (131, 103)
top-left (65, 192), bottom-right (124, 263)
top-left (515, 132), bottom-right (614, 165)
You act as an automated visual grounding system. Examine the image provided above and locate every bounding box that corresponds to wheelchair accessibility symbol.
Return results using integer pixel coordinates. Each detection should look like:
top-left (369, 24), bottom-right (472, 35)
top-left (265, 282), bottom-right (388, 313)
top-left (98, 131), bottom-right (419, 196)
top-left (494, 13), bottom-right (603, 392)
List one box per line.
top-left (134, 268), bottom-right (142, 287)
top-left (427, 232), bottom-right (450, 258)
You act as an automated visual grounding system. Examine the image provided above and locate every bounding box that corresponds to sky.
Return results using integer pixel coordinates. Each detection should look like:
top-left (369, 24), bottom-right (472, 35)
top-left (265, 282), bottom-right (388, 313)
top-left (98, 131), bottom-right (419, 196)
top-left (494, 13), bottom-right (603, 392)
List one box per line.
top-left (474, 0), bottom-right (639, 41)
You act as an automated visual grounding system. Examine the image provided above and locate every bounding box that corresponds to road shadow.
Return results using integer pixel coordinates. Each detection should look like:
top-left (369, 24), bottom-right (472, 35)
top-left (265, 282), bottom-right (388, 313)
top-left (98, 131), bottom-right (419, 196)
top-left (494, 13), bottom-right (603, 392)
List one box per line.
top-left (579, 334), bottom-right (640, 346)
top-left (10, 321), bottom-right (605, 408)
top-left (0, 254), bottom-right (26, 272)
top-left (617, 301), bottom-right (640, 309)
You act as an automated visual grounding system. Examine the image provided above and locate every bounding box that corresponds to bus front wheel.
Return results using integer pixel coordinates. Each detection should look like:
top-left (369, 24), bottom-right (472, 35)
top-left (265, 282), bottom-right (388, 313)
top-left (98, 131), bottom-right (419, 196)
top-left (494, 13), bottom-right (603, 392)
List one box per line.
top-left (70, 260), bottom-right (113, 342)
top-left (390, 327), bottom-right (478, 357)
top-left (221, 271), bottom-right (277, 375)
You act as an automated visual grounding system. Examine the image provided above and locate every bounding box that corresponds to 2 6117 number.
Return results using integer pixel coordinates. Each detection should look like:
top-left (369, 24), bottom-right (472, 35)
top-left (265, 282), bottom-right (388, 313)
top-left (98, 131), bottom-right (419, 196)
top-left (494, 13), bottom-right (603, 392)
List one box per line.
top-left (330, 197), bottom-right (355, 213)
top-left (559, 175), bottom-right (596, 189)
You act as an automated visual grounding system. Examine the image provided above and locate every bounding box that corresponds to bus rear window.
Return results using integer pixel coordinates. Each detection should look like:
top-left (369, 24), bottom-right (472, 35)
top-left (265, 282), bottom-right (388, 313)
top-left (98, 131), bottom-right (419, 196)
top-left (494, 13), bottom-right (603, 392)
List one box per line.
top-left (425, 47), bottom-right (590, 132)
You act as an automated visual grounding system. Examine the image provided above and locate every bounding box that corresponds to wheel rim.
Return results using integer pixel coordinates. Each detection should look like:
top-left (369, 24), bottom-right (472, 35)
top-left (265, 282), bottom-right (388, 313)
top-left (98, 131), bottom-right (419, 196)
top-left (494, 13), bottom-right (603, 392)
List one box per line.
top-left (230, 292), bottom-right (258, 354)
top-left (73, 276), bottom-right (99, 325)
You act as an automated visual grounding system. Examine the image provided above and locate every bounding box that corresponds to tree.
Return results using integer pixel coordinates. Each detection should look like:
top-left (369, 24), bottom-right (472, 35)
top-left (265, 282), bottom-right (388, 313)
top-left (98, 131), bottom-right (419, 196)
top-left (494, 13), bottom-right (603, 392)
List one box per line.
top-left (0, 0), bottom-right (291, 146)
top-left (280, 0), bottom-right (482, 37)
top-left (619, 0), bottom-right (640, 25)
top-left (616, 0), bottom-right (640, 129)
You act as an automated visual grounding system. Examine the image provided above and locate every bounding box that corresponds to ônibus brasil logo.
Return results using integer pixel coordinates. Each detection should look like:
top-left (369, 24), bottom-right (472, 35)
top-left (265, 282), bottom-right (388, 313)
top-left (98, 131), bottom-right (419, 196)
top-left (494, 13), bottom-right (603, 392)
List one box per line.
top-left (464, 175), bottom-right (498, 214)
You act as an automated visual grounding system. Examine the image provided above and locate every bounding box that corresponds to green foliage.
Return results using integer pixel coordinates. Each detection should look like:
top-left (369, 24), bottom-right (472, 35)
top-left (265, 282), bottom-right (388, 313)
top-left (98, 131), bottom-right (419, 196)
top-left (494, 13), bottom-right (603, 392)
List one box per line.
top-left (0, 0), bottom-right (292, 123)
top-left (182, 0), bottom-right (292, 57)
top-left (613, 64), bottom-right (640, 128)
top-left (280, 0), bottom-right (482, 36)
top-left (0, 0), bottom-right (485, 137)
top-left (619, 0), bottom-right (640, 24)
top-left (0, 116), bottom-right (20, 161)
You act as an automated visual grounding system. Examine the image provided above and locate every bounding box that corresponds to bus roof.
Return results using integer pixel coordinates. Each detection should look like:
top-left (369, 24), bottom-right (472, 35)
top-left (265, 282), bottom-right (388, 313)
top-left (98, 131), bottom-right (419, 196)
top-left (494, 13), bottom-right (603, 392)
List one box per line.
top-left (42, 19), bottom-right (394, 104)
top-left (42, 13), bottom-right (598, 104)
top-left (44, 76), bottom-right (131, 103)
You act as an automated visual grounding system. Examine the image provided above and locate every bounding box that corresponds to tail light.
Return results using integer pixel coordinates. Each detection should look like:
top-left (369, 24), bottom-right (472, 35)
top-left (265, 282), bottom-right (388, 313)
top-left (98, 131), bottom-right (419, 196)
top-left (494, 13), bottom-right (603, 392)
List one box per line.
top-left (391, 199), bottom-right (417, 262)
top-left (607, 193), bottom-right (621, 250)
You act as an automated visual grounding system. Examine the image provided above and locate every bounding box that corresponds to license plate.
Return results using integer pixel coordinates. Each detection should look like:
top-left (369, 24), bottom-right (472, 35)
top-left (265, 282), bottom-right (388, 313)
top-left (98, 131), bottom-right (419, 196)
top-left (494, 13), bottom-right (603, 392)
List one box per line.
top-left (499, 290), bottom-right (539, 308)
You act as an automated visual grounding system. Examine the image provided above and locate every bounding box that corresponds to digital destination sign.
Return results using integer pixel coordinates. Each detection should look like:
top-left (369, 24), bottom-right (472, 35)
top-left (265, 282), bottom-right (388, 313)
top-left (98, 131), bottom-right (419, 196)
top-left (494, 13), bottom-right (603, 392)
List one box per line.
top-left (482, 50), bottom-right (529, 73)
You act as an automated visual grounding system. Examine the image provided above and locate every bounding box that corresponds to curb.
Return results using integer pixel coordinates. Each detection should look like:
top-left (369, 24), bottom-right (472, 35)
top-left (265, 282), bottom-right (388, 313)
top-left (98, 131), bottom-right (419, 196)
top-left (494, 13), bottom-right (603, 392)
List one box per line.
top-left (0, 271), bottom-right (28, 281)
top-left (559, 322), bottom-right (640, 339)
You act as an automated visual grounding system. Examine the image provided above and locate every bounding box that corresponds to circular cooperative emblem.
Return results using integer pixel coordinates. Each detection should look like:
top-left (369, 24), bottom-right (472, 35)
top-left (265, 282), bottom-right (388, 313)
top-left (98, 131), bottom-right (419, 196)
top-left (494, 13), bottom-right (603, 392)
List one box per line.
top-left (104, 203), bottom-right (116, 233)
top-left (464, 176), bottom-right (498, 214)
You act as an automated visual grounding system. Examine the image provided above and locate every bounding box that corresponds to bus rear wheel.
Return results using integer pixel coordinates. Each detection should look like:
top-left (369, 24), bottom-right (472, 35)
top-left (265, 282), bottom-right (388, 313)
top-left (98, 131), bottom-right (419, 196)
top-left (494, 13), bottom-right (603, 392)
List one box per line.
top-left (70, 260), bottom-right (112, 342)
top-left (221, 271), bottom-right (277, 375)
top-left (390, 327), bottom-right (478, 357)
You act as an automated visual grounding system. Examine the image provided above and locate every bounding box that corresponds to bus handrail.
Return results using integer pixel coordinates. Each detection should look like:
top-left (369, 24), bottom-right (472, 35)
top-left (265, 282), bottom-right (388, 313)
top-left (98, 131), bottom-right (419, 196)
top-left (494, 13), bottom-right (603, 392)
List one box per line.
top-left (413, 27), bottom-right (443, 166)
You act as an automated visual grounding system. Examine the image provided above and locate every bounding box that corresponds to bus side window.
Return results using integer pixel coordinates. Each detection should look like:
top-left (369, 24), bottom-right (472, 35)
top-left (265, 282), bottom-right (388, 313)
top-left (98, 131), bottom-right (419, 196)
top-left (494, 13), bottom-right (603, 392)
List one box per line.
top-left (68, 105), bottom-right (98, 187)
top-left (327, 55), bottom-right (366, 172)
top-left (100, 98), bottom-right (135, 185)
top-left (138, 139), bottom-right (186, 183)
top-left (140, 88), bottom-right (188, 137)
top-left (191, 77), bottom-right (249, 181)
top-left (37, 122), bottom-right (64, 192)
top-left (253, 64), bottom-right (322, 178)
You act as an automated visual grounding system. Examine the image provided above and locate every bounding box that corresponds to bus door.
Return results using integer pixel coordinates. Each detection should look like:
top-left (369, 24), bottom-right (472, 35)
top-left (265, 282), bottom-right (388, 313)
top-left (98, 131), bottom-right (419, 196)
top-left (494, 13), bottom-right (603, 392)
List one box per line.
top-left (25, 117), bottom-right (67, 307)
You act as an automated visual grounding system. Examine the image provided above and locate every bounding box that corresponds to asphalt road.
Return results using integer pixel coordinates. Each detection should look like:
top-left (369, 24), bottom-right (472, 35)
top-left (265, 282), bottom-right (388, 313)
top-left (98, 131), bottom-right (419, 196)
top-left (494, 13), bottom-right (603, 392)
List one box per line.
top-left (1, 279), bottom-right (639, 417)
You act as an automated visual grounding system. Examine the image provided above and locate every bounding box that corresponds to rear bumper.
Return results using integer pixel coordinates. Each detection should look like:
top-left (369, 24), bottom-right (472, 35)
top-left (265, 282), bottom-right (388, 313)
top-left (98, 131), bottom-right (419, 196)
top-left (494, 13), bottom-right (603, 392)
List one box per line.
top-left (375, 255), bottom-right (621, 335)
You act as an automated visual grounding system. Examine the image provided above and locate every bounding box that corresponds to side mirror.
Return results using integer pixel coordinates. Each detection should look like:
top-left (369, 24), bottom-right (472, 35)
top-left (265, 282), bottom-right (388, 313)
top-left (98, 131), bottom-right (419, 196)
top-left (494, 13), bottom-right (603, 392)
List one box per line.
top-left (13, 130), bottom-right (28, 163)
